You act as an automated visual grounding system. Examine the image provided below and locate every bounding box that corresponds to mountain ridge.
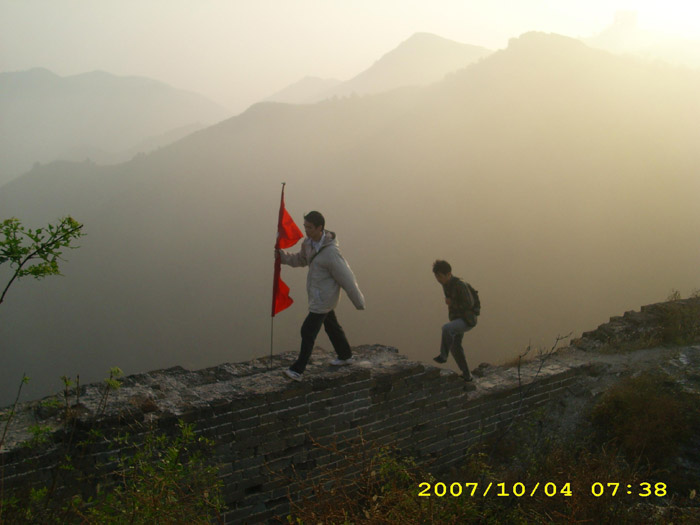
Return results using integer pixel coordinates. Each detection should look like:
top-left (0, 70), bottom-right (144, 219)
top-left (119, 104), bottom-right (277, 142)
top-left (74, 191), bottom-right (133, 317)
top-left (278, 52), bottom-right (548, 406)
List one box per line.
top-left (266, 32), bottom-right (492, 104)
top-left (0, 68), bottom-right (231, 187)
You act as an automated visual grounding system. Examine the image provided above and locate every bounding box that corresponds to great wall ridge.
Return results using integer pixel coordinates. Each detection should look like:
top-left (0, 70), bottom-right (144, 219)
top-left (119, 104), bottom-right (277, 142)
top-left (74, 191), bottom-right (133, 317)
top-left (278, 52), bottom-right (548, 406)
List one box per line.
top-left (2, 297), bottom-right (699, 523)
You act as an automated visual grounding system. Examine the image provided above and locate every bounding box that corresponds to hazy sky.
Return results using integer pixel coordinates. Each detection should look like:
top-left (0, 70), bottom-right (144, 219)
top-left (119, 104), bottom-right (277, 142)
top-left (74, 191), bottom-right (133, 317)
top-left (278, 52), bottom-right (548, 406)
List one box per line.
top-left (2, 0), bottom-right (699, 114)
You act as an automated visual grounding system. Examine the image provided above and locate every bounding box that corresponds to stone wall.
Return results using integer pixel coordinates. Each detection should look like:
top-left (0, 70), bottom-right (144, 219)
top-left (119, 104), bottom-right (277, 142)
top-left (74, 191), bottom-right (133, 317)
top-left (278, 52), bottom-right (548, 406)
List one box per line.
top-left (0, 343), bottom-right (592, 523)
top-left (572, 297), bottom-right (700, 350)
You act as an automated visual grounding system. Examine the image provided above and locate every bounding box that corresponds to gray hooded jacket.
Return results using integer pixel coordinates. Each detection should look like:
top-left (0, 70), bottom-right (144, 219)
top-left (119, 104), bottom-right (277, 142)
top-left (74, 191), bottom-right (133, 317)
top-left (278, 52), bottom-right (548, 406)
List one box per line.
top-left (280, 231), bottom-right (365, 314)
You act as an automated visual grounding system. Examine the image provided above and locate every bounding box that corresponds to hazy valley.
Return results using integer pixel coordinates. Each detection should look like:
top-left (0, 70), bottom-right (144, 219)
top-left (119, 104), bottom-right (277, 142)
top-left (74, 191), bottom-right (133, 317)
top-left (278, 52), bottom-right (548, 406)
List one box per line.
top-left (0, 68), bottom-right (231, 187)
top-left (1, 32), bottom-right (699, 405)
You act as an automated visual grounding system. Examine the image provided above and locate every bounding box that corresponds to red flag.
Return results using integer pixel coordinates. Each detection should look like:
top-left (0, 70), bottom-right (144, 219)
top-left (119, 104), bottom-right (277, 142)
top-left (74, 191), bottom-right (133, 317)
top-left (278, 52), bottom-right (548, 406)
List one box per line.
top-left (272, 184), bottom-right (303, 316)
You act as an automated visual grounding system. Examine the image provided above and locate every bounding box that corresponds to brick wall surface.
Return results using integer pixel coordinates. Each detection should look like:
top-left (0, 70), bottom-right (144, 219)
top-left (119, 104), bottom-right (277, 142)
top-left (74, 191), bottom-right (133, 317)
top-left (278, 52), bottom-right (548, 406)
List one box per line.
top-left (0, 344), bottom-right (590, 524)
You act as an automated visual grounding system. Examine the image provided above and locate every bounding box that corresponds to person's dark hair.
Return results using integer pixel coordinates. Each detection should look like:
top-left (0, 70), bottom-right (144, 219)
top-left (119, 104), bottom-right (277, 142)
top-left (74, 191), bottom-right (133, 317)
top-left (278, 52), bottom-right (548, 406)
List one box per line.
top-left (432, 260), bottom-right (451, 275)
top-left (304, 211), bottom-right (325, 229)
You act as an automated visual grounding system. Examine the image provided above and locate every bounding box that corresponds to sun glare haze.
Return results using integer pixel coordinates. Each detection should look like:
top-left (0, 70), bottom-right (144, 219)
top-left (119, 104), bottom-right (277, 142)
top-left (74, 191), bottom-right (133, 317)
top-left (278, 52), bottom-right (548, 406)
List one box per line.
top-left (3, 2), bottom-right (700, 521)
top-left (2, 0), bottom-right (699, 113)
top-left (1, 0), bottom-right (699, 417)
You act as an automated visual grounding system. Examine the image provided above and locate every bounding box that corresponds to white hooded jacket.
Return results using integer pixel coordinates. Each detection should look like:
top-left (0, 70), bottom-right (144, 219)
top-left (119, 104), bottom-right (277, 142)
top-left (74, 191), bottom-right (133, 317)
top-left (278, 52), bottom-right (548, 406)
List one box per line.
top-left (280, 230), bottom-right (365, 314)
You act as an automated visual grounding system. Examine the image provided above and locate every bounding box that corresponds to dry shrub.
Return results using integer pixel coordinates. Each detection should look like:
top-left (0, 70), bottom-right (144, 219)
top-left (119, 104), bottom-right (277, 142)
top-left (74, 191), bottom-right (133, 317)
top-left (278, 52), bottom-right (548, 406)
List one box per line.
top-left (283, 428), bottom-right (666, 524)
top-left (658, 299), bottom-right (700, 346)
top-left (591, 371), bottom-right (695, 468)
top-left (282, 433), bottom-right (486, 524)
top-left (282, 370), bottom-right (700, 524)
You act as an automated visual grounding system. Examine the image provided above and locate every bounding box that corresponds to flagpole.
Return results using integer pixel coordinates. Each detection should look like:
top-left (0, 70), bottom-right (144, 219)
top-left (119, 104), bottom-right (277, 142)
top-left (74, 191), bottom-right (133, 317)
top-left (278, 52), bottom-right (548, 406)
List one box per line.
top-left (269, 316), bottom-right (273, 370)
top-left (270, 182), bottom-right (286, 370)
top-left (271, 182), bottom-right (303, 371)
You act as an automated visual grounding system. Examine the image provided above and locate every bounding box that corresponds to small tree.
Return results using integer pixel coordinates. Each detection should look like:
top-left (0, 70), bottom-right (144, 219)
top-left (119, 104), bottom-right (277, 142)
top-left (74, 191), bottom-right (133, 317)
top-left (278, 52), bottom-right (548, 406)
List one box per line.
top-left (0, 216), bottom-right (85, 305)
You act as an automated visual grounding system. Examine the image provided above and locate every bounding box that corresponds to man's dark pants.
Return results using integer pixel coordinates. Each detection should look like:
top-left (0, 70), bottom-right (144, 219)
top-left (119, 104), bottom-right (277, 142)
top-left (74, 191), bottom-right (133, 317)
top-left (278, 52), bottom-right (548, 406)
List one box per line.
top-left (290, 310), bottom-right (352, 374)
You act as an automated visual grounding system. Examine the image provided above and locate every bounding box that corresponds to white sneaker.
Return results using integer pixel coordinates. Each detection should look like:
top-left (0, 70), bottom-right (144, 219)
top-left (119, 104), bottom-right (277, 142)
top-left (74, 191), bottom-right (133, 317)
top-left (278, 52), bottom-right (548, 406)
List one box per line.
top-left (283, 369), bottom-right (303, 381)
top-left (329, 357), bottom-right (353, 366)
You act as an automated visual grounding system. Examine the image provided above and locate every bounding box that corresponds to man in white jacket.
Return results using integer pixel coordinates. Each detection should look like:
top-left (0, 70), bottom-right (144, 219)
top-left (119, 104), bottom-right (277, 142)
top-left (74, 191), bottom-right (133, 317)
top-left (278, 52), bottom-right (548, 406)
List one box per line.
top-left (276, 211), bottom-right (365, 381)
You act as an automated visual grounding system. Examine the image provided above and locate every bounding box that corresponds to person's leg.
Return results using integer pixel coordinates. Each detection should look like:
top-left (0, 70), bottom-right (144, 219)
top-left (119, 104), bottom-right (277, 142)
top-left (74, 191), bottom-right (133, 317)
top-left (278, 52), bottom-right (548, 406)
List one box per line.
top-left (290, 312), bottom-right (326, 373)
top-left (322, 310), bottom-right (352, 360)
top-left (439, 319), bottom-right (464, 361)
top-left (440, 319), bottom-right (472, 377)
top-left (449, 331), bottom-right (472, 379)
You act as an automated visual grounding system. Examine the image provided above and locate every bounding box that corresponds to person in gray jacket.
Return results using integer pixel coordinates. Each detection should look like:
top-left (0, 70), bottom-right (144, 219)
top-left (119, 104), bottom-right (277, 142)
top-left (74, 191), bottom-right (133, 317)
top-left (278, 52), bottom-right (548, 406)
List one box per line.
top-left (276, 211), bottom-right (365, 381)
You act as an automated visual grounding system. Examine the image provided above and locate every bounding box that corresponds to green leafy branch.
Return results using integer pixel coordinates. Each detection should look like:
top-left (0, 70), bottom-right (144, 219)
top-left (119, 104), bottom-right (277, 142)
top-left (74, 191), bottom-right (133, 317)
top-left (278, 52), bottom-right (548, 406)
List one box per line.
top-left (97, 367), bottom-right (123, 415)
top-left (0, 216), bottom-right (85, 305)
top-left (0, 374), bottom-right (30, 453)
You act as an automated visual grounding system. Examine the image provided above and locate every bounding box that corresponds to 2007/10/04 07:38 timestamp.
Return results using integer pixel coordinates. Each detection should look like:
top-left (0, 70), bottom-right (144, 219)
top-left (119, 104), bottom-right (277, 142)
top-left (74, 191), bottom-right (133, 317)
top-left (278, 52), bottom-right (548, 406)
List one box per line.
top-left (418, 482), bottom-right (667, 498)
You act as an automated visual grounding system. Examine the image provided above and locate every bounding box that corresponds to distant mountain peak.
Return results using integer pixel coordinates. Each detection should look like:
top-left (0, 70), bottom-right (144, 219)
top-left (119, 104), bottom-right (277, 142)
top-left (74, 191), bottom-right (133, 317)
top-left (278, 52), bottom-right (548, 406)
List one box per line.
top-left (0, 67), bottom-right (57, 80)
top-left (26, 66), bottom-right (57, 76)
top-left (508, 31), bottom-right (587, 50)
top-left (264, 33), bottom-right (492, 105)
top-left (313, 33), bottom-right (492, 101)
top-left (0, 67), bottom-right (231, 186)
top-left (378, 31), bottom-right (490, 61)
top-left (400, 32), bottom-right (458, 45)
top-left (71, 70), bottom-right (168, 87)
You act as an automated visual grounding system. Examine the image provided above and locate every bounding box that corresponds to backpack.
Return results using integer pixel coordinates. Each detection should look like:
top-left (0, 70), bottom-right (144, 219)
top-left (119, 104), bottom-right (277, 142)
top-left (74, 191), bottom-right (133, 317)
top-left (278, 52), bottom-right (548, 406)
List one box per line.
top-left (465, 282), bottom-right (481, 317)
